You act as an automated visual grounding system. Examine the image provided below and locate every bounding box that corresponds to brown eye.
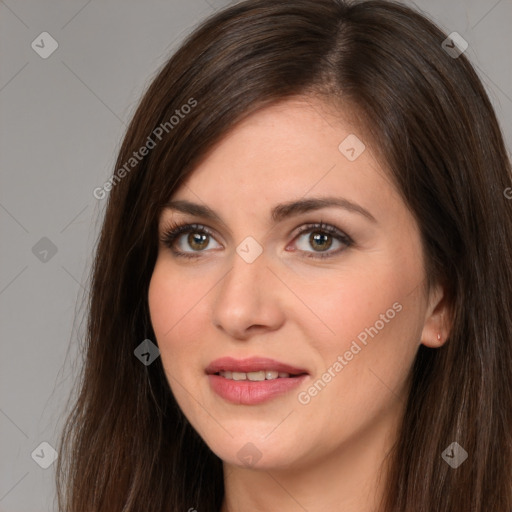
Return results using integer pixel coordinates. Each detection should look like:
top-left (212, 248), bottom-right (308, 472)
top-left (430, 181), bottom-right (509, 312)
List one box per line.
top-left (161, 223), bottom-right (221, 259)
top-left (292, 222), bottom-right (352, 259)
top-left (187, 232), bottom-right (210, 251)
top-left (308, 232), bottom-right (333, 251)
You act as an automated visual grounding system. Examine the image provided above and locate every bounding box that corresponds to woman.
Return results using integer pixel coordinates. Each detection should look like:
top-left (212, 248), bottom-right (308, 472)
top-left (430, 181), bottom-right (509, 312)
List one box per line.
top-left (56, 0), bottom-right (512, 510)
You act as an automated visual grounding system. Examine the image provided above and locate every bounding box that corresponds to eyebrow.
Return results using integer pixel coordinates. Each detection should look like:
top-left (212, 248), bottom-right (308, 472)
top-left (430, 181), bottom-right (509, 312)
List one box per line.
top-left (163, 196), bottom-right (377, 225)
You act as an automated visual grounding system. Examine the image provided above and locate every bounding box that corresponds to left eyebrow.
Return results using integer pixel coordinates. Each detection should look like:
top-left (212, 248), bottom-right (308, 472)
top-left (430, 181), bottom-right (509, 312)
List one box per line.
top-left (270, 197), bottom-right (377, 223)
top-left (163, 196), bottom-right (377, 225)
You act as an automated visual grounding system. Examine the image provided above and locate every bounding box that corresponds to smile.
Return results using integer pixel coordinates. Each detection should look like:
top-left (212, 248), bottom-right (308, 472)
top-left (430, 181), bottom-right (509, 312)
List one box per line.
top-left (205, 357), bottom-right (309, 405)
top-left (218, 370), bottom-right (294, 380)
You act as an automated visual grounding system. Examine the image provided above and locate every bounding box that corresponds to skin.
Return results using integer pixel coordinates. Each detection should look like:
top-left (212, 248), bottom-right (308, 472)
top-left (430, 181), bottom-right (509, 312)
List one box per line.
top-left (148, 97), bottom-right (450, 512)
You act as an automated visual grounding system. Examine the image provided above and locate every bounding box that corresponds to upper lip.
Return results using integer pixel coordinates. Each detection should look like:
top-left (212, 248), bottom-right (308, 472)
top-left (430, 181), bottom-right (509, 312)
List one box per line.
top-left (205, 357), bottom-right (309, 375)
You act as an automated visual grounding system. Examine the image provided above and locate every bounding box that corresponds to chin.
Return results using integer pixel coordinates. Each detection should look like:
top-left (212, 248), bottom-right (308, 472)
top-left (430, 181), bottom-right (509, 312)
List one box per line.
top-left (201, 431), bottom-right (305, 471)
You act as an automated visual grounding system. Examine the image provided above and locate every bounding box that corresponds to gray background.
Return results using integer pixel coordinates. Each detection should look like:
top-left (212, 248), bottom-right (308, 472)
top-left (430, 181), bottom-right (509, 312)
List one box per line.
top-left (0, 0), bottom-right (510, 510)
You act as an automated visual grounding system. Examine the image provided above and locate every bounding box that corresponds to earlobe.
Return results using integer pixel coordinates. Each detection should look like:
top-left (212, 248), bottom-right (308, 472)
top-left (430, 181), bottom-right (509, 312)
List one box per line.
top-left (420, 283), bottom-right (451, 348)
top-left (420, 317), bottom-right (448, 349)
top-left (421, 327), bottom-right (447, 349)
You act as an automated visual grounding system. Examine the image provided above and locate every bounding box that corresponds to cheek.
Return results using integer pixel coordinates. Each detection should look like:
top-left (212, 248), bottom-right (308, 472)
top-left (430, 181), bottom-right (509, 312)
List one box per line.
top-left (147, 261), bottom-right (203, 373)
top-left (148, 263), bottom-right (174, 343)
top-left (299, 255), bottom-right (425, 392)
top-left (291, 264), bottom-right (425, 442)
top-left (302, 261), bottom-right (417, 348)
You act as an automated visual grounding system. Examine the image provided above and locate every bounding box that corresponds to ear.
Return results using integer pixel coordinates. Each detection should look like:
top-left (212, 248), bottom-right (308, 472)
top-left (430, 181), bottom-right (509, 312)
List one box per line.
top-left (420, 281), bottom-right (452, 348)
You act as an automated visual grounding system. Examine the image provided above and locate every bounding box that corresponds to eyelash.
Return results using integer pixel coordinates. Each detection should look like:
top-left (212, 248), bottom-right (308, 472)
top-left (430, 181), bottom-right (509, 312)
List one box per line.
top-left (159, 221), bottom-right (353, 260)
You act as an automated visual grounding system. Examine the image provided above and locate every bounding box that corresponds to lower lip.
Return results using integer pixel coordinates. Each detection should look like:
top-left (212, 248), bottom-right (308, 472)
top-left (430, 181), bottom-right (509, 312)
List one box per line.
top-left (207, 374), bottom-right (308, 405)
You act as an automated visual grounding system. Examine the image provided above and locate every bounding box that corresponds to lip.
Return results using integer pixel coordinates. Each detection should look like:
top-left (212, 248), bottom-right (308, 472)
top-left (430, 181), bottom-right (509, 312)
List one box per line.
top-left (207, 374), bottom-right (308, 405)
top-left (205, 356), bottom-right (309, 405)
top-left (205, 356), bottom-right (309, 375)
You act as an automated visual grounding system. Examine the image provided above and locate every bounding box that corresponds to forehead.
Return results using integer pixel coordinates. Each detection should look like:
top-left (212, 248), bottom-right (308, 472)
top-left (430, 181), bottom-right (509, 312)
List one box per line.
top-left (167, 97), bottom-right (400, 224)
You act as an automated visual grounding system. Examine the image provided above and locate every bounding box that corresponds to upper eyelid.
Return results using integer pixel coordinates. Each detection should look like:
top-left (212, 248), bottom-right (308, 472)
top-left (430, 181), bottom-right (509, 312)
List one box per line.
top-left (160, 212), bottom-right (351, 235)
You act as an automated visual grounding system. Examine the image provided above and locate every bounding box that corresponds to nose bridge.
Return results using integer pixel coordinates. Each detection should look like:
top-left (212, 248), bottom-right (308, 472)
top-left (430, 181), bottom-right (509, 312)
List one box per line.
top-left (211, 238), bottom-right (283, 336)
top-left (218, 240), bottom-right (268, 306)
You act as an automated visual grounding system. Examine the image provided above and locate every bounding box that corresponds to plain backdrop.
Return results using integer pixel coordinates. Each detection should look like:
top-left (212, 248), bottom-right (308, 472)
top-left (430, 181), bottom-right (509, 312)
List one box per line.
top-left (0, 0), bottom-right (511, 510)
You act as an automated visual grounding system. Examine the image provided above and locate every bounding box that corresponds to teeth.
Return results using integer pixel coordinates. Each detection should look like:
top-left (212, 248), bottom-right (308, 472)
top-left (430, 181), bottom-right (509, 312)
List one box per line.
top-left (248, 371), bottom-right (266, 381)
top-left (218, 370), bottom-right (292, 380)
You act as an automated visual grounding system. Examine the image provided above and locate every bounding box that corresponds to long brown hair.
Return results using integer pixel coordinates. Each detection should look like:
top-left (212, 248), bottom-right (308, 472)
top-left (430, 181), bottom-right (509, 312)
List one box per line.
top-left (56, 0), bottom-right (512, 510)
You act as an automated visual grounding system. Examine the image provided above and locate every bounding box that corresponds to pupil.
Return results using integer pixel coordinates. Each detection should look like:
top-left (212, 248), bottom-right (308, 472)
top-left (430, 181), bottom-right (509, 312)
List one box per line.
top-left (310, 232), bottom-right (331, 251)
top-left (189, 232), bottom-right (208, 250)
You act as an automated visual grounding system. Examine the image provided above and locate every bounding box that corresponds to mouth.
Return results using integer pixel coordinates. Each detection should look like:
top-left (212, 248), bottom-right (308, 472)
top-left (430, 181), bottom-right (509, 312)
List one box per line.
top-left (213, 369), bottom-right (307, 381)
top-left (205, 356), bottom-right (309, 379)
top-left (205, 356), bottom-right (309, 405)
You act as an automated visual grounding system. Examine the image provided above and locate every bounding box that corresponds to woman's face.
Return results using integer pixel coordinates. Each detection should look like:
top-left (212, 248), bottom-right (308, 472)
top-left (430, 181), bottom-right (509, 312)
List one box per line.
top-left (148, 97), bottom-right (446, 471)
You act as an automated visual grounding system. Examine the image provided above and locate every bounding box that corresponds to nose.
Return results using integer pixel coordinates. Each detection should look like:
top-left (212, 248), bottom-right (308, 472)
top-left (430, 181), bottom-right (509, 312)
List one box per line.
top-left (211, 247), bottom-right (285, 340)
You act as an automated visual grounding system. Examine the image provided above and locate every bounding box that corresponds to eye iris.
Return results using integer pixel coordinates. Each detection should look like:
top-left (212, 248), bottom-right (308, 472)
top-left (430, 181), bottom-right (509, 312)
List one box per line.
top-left (309, 232), bottom-right (332, 251)
top-left (188, 232), bottom-right (208, 250)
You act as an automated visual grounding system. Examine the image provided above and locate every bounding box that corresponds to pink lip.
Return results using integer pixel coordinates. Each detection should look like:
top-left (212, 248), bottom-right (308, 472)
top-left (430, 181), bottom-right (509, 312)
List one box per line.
top-left (205, 357), bottom-right (309, 405)
top-left (205, 356), bottom-right (308, 375)
top-left (207, 374), bottom-right (308, 405)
